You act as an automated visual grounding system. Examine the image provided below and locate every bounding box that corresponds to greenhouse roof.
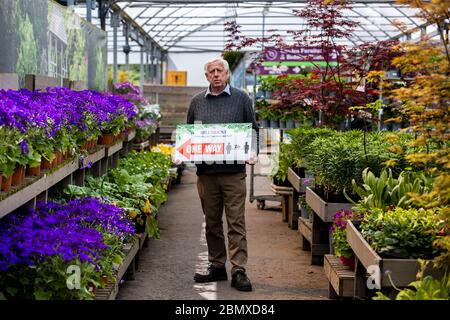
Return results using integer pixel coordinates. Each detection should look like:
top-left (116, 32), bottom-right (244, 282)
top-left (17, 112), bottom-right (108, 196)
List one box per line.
top-left (75, 1), bottom-right (431, 53)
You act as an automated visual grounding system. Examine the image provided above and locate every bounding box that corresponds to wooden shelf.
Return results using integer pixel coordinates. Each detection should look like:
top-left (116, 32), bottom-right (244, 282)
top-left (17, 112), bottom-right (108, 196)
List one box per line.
top-left (323, 254), bottom-right (355, 298)
top-left (0, 143), bottom-right (125, 220)
top-left (126, 129), bottom-right (136, 142)
top-left (0, 158), bottom-right (78, 219)
top-left (346, 221), bottom-right (444, 288)
top-left (287, 167), bottom-right (314, 193)
top-left (132, 140), bottom-right (150, 150)
top-left (106, 141), bottom-right (123, 157)
top-left (79, 147), bottom-right (106, 169)
top-left (298, 217), bottom-right (312, 244)
top-left (305, 187), bottom-right (353, 223)
top-left (95, 237), bottom-right (140, 300)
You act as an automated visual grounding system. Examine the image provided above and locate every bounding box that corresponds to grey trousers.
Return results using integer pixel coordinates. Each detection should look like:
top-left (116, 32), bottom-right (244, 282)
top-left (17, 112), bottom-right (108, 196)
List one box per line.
top-left (196, 172), bottom-right (248, 274)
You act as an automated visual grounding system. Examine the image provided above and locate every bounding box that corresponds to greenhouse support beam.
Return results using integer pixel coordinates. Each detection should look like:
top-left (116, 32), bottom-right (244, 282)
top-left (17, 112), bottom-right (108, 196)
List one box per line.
top-left (140, 45), bottom-right (144, 94)
top-left (86, 0), bottom-right (92, 22)
top-left (111, 12), bottom-right (120, 84)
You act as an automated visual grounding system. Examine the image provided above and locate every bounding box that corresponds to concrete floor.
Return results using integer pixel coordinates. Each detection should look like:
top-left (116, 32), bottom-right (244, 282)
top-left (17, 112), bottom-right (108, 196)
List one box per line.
top-left (117, 163), bottom-right (328, 300)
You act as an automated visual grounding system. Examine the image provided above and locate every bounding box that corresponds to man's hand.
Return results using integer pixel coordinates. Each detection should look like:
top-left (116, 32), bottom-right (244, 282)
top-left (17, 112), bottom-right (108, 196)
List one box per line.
top-left (245, 150), bottom-right (258, 165)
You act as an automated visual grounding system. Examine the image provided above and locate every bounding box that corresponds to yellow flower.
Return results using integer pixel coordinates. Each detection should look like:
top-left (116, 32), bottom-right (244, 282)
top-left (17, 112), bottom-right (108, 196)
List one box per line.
top-left (142, 199), bottom-right (151, 214)
top-left (128, 210), bottom-right (138, 219)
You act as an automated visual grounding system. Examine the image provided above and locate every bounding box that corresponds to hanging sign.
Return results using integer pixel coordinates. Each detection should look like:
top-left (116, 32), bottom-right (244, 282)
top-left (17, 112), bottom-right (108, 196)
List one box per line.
top-left (263, 46), bottom-right (337, 62)
top-left (174, 123), bottom-right (252, 163)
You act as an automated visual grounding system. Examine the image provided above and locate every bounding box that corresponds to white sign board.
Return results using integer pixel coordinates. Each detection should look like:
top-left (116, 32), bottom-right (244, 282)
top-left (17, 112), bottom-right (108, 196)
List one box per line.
top-left (174, 123), bottom-right (252, 163)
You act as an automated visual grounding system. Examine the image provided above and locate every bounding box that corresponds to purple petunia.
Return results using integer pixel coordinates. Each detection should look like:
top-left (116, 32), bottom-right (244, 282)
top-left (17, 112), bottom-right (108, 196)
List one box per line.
top-left (0, 87), bottom-right (138, 141)
top-left (330, 209), bottom-right (353, 233)
top-left (0, 197), bottom-right (135, 272)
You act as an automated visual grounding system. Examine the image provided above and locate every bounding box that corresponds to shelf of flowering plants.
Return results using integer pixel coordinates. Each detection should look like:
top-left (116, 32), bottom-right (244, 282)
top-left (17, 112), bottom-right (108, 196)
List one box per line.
top-left (346, 220), bottom-right (444, 297)
top-left (0, 158), bottom-right (79, 219)
top-left (95, 237), bottom-right (140, 300)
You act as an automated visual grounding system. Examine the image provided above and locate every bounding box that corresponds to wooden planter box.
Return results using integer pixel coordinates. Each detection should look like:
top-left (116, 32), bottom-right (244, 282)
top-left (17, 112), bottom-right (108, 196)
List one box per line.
top-left (105, 141), bottom-right (123, 157)
top-left (270, 183), bottom-right (293, 224)
top-left (79, 147), bottom-right (106, 169)
top-left (323, 254), bottom-right (355, 298)
top-left (346, 220), bottom-right (444, 293)
top-left (95, 237), bottom-right (139, 300)
top-left (298, 215), bottom-right (329, 265)
top-left (126, 129), bottom-right (136, 142)
top-left (305, 187), bottom-right (353, 223)
top-left (0, 159), bottom-right (78, 219)
top-left (287, 167), bottom-right (314, 193)
top-left (133, 140), bottom-right (150, 150)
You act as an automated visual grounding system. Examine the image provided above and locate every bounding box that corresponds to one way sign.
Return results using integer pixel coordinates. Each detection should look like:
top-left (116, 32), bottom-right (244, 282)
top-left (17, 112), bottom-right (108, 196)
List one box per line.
top-left (174, 123), bottom-right (252, 163)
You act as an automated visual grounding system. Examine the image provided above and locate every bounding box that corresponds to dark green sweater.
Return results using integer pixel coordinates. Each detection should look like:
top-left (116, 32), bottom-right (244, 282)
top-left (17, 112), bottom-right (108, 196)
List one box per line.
top-left (186, 86), bottom-right (259, 175)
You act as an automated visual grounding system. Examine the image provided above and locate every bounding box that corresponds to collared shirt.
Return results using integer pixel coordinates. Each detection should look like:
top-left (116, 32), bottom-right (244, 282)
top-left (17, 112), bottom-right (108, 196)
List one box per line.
top-left (205, 83), bottom-right (231, 97)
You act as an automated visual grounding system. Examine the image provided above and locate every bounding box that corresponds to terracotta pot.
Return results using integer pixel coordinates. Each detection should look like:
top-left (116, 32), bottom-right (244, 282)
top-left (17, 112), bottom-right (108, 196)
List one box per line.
top-left (56, 151), bottom-right (62, 165)
top-left (99, 133), bottom-right (114, 145)
top-left (41, 157), bottom-right (53, 170)
top-left (80, 140), bottom-right (89, 151)
top-left (11, 166), bottom-right (25, 186)
top-left (339, 255), bottom-right (355, 270)
top-left (65, 149), bottom-right (73, 160)
top-left (26, 165), bottom-right (41, 177)
top-left (1, 174), bottom-right (12, 192)
top-left (0, 174), bottom-right (2, 190)
top-left (52, 156), bottom-right (57, 168)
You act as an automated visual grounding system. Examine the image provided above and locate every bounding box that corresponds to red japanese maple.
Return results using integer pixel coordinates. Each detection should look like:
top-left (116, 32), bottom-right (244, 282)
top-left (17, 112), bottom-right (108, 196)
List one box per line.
top-left (225, 0), bottom-right (400, 127)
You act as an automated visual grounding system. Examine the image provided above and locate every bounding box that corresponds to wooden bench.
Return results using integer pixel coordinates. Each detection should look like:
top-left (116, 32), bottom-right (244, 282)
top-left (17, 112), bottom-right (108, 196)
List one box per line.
top-left (323, 254), bottom-right (355, 299)
top-left (298, 217), bottom-right (329, 265)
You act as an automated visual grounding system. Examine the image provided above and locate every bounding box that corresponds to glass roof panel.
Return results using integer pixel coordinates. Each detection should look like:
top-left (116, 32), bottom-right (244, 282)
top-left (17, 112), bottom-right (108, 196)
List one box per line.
top-left (75, 1), bottom-right (428, 53)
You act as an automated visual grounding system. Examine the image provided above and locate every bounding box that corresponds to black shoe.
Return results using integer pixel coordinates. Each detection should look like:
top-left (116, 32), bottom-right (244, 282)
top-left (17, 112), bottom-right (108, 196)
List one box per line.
top-left (193, 265), bottom-right (227, 283)
top-left (231, 270), bottom-right (252, 292)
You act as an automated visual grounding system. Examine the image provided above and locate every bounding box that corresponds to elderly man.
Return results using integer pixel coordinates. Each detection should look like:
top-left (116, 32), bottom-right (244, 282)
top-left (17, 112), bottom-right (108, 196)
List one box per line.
top-left (187, 57), bottom-right (259, 292)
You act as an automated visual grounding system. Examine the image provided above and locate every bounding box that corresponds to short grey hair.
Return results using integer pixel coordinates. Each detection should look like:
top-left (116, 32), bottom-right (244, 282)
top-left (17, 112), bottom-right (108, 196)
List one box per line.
top-left (204, 57), bottom-right (230, 76)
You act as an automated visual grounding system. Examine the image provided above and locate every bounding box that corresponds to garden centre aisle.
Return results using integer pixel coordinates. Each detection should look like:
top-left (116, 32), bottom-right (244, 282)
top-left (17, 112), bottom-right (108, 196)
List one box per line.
top-left (116, 163), bottom-right (328, 300)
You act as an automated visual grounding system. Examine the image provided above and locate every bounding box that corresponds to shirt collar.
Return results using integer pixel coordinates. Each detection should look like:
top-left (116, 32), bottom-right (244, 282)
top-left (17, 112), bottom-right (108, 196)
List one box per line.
top-left (205, 84), bottom-right (231, 97)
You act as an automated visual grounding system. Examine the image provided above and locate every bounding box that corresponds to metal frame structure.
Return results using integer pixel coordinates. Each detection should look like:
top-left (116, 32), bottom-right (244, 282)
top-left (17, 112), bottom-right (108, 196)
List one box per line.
top-left (68, 0), bottom-right (441, 86)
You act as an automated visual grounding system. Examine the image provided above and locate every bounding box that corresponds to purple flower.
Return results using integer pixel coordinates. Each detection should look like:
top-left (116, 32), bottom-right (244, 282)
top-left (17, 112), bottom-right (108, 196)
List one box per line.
top-left (0, 197), bottom-right (134, 272)
top-left (331, 209), bottom-right (353, 231)
top-left (20, 140), bottom-right (29, 154)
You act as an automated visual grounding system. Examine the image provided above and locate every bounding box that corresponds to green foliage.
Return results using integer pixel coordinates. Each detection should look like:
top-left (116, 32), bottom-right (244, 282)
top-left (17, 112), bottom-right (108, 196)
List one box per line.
top-left (0, 127), bottom-right (30, 178)
top-left (65, 11), bottom-right (87, 82)
top-left (373, 260), bottom-right (450, 300)
top-left (361, 207), bottom-right (446, 259)
top-left (95, 44), bottom-right (106, 91)
top-left (270, 127), bottom-right (337, 184)
top-left (63, 151), bottom-right (172, 239)
top-left (305, 131), bottom-right (411, 195)
top-left (345, 168), bottom-right (434, 213)
top-left (284, 126), bottom-right (336, 169)
top-left (333, 228), bottom-right (353, 259)
top-left (15, 5), bottom-right (38, 82)
top-left (0, 257), bottom-right (100, 300)
top-left (223, 51), bottom-right (244, 71)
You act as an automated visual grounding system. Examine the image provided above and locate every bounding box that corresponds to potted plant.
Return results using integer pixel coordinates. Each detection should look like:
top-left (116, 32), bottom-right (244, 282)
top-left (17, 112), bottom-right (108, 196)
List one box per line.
top-left (330, 209), bottom-right (355, 269)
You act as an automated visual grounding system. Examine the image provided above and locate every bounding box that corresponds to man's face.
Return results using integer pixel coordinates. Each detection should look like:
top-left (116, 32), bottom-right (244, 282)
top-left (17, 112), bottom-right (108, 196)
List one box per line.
top-left (205, 61), bottom-right (228, 91)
